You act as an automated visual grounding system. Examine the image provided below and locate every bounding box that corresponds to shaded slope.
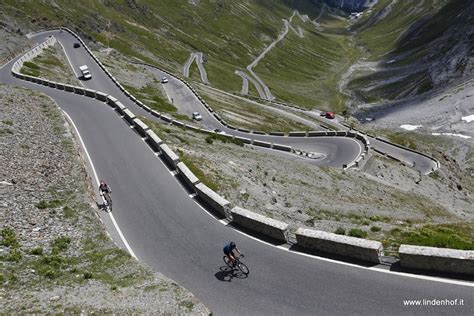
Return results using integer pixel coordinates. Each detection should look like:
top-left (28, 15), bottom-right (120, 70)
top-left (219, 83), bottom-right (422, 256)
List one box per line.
top-left (346, 0), bottom-right (474, 104)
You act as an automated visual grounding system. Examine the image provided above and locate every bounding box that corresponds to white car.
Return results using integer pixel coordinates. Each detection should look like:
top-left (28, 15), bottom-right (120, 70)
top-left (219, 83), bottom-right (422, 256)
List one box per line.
top-left (192, 112), bottom-right (202, 121)
top-left (79, 65), bottom-right (92, 80)
top-left (161, 76), bottom-right (169, 84)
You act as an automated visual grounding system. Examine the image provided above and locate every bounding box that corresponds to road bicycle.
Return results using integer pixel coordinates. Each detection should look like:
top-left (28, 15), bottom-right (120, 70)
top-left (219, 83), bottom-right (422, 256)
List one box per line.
top-left (102, 191), bottom-right (112, 211)
top-left (223, 254), bottom-right (249, 275)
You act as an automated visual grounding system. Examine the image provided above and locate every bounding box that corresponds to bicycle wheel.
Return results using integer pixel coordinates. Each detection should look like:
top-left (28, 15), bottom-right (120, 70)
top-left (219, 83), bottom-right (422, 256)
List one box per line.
top-left (237, 261), bottom-right (249, 275)
top-left (223, 256), bottom-right (233, 268)
top-left (105, 193), bottom-right (112, 210)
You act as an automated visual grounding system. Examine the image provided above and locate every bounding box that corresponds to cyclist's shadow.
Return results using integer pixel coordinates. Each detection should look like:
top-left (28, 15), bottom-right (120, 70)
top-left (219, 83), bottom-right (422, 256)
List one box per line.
top-left (215, 266), bottom-right (248, 282)
top-left (96, 202), bottom-right (110, 213)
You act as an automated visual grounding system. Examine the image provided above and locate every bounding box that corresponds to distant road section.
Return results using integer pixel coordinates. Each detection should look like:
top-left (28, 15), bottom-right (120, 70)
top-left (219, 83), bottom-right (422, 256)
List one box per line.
top-left (182, 52), bottom-right (210, 84)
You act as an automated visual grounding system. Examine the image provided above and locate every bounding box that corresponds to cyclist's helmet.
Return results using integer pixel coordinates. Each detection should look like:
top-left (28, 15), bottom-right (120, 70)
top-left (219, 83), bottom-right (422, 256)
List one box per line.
top-left (100, 180), bottom-right (106, 185)
top-left (230, 241), bottom-right (236, 247)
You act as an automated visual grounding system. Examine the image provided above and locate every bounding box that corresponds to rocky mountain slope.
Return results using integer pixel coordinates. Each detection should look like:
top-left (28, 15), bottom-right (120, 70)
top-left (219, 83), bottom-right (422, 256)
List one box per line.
top-left (346, 0), bottom-right (473, 108)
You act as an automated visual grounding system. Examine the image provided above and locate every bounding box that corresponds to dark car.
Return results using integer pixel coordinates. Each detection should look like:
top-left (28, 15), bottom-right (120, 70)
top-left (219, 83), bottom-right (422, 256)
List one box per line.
top-left (73, 42), bottom-right (80, 48)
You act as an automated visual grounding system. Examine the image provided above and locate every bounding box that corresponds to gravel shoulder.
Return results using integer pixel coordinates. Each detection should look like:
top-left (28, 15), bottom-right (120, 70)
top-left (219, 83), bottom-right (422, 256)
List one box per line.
top-left (0, 85), bottom-right (209, 314)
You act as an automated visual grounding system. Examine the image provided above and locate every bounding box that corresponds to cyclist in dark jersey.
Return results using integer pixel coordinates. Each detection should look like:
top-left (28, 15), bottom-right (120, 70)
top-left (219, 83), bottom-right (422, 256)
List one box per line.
top-left (223, 241), bottom-right (241, 266)
top-left (99, 180), bottom-right (111, 195)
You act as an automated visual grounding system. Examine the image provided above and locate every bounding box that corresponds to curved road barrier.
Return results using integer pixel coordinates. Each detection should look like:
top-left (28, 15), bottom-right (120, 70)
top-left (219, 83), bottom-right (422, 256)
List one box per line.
top-left (194, 182), bottom-right (231, 217)
top-left (399, 245), bottom-right (474, 275)
top-left (295, 228), bottom-right (383, 263)
top-left (230, 207), bottom-right (289, 243)
top-left (133, 118), bottom-right (150, 137)
top-left (159, 143), bottom-right (180, 168)
top-left (177, 162), bottom-right (201, 189)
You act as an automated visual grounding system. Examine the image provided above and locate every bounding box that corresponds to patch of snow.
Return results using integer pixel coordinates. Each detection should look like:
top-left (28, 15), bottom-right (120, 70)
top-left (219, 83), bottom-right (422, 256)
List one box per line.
top-left (400, 124), bottom-right (422, 131)
top-left (431, 132), bottom-right (471, 139)
top-left (461, 114), bottom-right (474, 123)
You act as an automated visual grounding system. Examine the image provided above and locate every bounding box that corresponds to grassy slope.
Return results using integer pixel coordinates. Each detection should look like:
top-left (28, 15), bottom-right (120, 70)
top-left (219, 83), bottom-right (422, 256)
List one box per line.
top-left (253, 8), bottom-right (359, 111)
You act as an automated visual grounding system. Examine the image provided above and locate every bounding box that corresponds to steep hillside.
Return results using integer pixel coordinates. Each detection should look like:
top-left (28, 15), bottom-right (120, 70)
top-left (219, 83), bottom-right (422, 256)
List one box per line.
top-left (345, 0), bottom-right (474, 106)
top-left (1, 0), bottom-right (471, 112)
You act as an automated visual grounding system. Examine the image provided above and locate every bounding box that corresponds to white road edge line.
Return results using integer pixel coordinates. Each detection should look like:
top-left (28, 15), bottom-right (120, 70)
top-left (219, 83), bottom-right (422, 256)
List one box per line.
top-left (61, 109), bottom-right (138, 260)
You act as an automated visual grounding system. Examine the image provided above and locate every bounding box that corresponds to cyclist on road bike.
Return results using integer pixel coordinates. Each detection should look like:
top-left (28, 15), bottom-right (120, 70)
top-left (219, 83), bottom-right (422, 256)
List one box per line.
top-left (223, 241), bottom-right (241, 266)
top-left (99, 180), bottom-right (111, 198)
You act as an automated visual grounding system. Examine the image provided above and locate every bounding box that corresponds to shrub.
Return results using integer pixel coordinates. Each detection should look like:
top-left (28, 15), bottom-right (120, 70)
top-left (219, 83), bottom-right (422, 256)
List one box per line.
top-left (334, 227), bottom-right (346, 235)
top-left (35, 199), bottom-right (64, 209)
top-left (6, 249), bottom-right (22, 262)
top-left (31, 247), bottom-right (44, 256)
top-left (348, 228), bottom-right (367, 238)
top-left (83, 272), bottom-right (93, 279)
top-left (23, 61), bottom-right (39, 69)
top-left (205, 136), bottom-right (213, 144)
top-left (1, 228), bottom-right (19, 248)
top-left (51, 236), bottom-right (71, 254)
top-left (370, 226), bottom-right (381, 232)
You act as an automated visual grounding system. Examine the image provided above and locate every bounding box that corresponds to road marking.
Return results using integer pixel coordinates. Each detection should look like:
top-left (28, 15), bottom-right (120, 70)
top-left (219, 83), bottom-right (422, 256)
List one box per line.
top-left (61, 109), bottom-right (138, 260)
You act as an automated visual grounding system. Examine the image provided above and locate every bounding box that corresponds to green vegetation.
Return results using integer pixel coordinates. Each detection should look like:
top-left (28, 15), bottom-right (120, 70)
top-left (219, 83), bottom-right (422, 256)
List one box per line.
top-left (178, 151), bottom-right (219, 192)
top-left (348, 228), bottom-right (368, 238)
top-left (35, 199), bottom-right (64, 209)
top-left (200, 91), bottom-right (312, 133)
top-left (1, 228), bottom-right (20, 248)
top-left (389, 224), bottom-right (474, 250)
top-left (370, 226), bottom-right (381, 232)
top-left (20, 61), bottom-right (41, 77)
top-left (334, 227), bottom-right (346, 235)
top-left (123, 84), bottom-right (177, 113)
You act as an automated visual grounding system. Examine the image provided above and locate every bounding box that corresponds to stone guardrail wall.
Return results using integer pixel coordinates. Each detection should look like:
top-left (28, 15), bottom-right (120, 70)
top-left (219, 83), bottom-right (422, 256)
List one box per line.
top-left (230, 207), bottom-right (289, 243)
top-left (399, 245), bottom-right (474, 275)
top-left (341, 123), bottom-right (440, 173)
top-left (295, 228), bottom-right (383, 263)
top-left (374, 136), bottom-right (440, 172)
top-left (12, 29), bottom-right (471, 274)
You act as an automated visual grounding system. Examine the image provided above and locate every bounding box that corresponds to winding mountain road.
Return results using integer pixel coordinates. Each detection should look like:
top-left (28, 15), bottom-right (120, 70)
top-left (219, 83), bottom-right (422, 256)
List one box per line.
top-left (1, 30), bottom-right (471, 315)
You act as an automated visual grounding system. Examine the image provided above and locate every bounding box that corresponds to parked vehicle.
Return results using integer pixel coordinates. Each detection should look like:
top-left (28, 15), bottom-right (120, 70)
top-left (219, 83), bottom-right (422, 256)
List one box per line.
top-left (192, 112), bottom-right (202, 121)
top-left (73, 42), bottom-right (80, 48)
top-left (79, 65), bottom-right (92, 80)
top-left (325, 112), bottom-right (335, 119)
